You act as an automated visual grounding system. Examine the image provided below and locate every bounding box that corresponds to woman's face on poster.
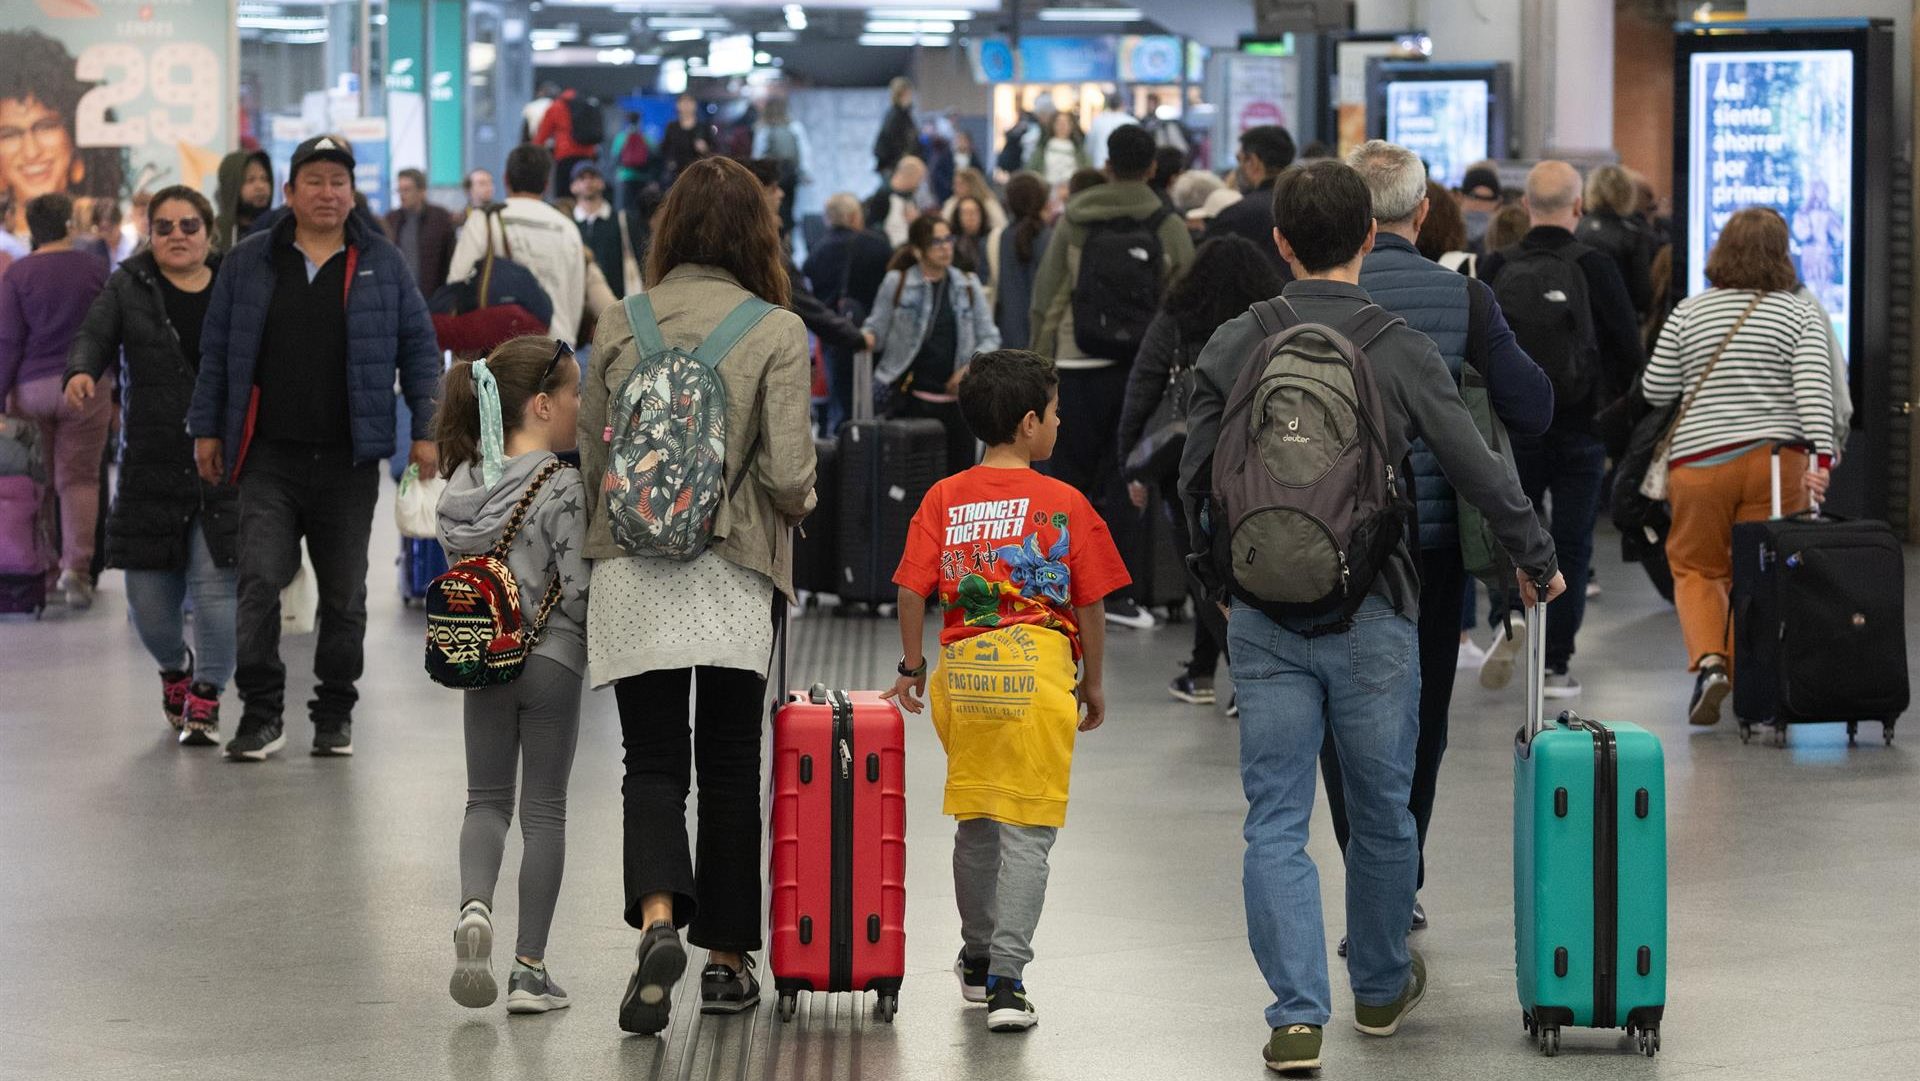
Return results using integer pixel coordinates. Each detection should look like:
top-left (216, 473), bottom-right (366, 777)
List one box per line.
top-left (0, 95), bottom-right (77, 212)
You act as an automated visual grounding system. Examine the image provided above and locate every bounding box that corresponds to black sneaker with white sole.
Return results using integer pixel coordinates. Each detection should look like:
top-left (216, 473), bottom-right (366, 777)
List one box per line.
top-left (1689, 663), bottom-right (1730, 727)
top-left (954, 949), bottom-right (989, 1003)
top-left (1104, 597), bottom-right (1156, 630)
top-left (312, 718), bottom-right (353, 756)
top-left (699, 957), bottom-right (760, 1014)
top-left (619, 921), bottom-right (687, 1035)
top-left (986, 977), bottom-right (1036, 1032)
top-left (225, 716), bottom-right (285, 761)
top-left (1169, 674), bottom-right (1216, 705)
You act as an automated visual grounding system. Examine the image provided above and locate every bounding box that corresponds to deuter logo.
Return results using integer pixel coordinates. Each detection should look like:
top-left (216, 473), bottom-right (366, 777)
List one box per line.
top-left (1544, 289), bottom-right (1570, 303)
top-left (1127, 246), bottom-right (1150, 261)
top-left (1282, 416), bottom-right (1309, 444)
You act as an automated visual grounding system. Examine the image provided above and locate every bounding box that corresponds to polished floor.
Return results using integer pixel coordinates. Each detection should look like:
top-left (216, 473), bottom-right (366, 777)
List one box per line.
top-left (3, 504), bottom-right (1916, 1081)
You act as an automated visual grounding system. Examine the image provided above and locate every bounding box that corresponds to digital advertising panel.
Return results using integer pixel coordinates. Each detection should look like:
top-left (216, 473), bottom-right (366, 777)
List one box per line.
top-left (1385, 79), bottom-right (1487, 189)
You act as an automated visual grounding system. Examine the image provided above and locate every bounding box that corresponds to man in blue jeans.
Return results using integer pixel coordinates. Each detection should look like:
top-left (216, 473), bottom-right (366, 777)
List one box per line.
top-left (1180, 161), bottom-right (1564, 1073)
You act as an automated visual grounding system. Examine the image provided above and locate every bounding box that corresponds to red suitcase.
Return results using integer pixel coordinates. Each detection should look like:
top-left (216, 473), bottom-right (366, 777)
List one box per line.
top-left (769, 684), bottom-right (907, 1022)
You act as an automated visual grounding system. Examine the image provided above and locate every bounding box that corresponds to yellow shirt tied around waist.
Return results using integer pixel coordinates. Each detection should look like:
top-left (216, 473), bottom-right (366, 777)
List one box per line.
top-left (929, 623), bottom-right (1079, 828)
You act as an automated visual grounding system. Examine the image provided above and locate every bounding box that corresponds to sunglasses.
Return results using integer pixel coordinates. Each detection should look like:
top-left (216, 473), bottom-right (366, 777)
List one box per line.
top-left (151, 217), bottom-right (204, 238)
top-left (927, 236), bottom-right (956, 247)
top-left (542, 340), bottom-right (574, 385)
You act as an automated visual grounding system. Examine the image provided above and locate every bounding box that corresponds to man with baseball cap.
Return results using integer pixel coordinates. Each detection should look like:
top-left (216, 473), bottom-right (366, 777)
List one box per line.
top-left (188, 133), bottom-right (442, 762)
top-left (1457, 161), bottom-right (1504, 253)
top-left (569, 160), bottom-right (630, 298)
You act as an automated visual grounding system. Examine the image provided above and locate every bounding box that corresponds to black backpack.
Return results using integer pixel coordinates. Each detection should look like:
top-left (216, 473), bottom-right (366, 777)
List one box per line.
top-left (1490, 243), bottom-right (1600, 408)
top-left (996, 117), bottom-right (1032, 175)
top-left (1071, 206), bottom-right (1172, 359)
top-left (568, 96), bottom-right (606, 146)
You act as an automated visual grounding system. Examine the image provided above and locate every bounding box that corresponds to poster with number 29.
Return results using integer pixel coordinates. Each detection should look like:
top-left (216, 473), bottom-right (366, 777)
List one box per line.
top-left (3, 0), bottom-right (233, 237)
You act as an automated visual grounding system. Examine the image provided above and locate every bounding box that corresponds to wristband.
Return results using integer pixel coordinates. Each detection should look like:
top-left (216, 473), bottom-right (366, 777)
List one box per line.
top-left (898, 656), bottom-right (927, 678)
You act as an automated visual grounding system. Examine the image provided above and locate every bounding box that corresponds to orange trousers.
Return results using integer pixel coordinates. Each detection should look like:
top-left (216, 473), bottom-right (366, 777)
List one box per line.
top-left (1666, 446), bottom-right (1809, 674)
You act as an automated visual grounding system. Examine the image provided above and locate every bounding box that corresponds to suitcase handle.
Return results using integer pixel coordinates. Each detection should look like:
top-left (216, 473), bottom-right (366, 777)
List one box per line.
top-left (1521, 602), bottom-right (1553, 747)
top-left (852, 349), bottom-right (876, 424)
top-left (1769, 441), bottom-right (1819, 520)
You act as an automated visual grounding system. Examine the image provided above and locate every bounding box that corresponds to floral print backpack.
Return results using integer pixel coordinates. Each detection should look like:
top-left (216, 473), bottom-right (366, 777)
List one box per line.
top-left (604, 292), bottom-right (774, 560)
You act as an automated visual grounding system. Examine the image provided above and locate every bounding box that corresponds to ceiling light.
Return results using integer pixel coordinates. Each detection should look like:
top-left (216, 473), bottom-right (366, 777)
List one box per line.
top-left (648, 16), bottom-right (731, 29)
top-left (865, 19), bottom-right (955, 33)
top-left (236, 14), bottom-right (329, 31)
top-left (532, 39), bottom-right (558, 51)
top-left (754, 51), bottom-right (772, 64)
top-left (597, 47), bottom-right (636, 64)
top-left (870, 8), bottom-right (974, 19)
top-left (1036, 7), bottom-right (1142, 21)
top-left (589, 32), bottom-right (628, 46)
top-left (784, 5), bottom-right (807, 30)
top-left (659, 27), bottom-right (706, 42)
top-left (756, 30), bottom-right (797, 42)
top-left (859, 32), bottom-right (950, 46)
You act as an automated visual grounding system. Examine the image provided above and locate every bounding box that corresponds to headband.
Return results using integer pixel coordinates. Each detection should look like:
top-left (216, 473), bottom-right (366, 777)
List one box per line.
top-left (471, 357), bottom-right (506, 488)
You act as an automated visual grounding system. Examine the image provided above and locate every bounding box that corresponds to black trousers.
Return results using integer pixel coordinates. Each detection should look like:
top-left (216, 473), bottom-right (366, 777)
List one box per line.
top-left (895, 394), bottom-right (978, 477)
top-left (616, 665), bottom-right (768, 952)
top-left (1319, 544), bottom-right (1465, 890)
top-left (1039, 364), bottom-right (1138, 603)
top-left (233, 441), bottom-right (379, 726)
top-left (1161, 487), bottom-right (1223, 677)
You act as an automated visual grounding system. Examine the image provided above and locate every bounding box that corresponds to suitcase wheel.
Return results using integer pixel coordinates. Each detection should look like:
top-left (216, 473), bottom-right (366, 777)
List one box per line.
top-left (1885, 721), bottom-right (1896, 747)
top-left (1771, 724), bottom-right (1788, 750)
top-left (777, 992), bottom-right (798, 1022)
top-left (1631, 1024), bottom-right (1661, 1058)
top-left (1738, 721), bottom-right (1754, 745)
top-left (1538, 1026), bottom-right (1560, 1057)
top-left (873, 992), bottom-right (898, 1024)
top-left (1848, 721), bottom-right (1858, 747)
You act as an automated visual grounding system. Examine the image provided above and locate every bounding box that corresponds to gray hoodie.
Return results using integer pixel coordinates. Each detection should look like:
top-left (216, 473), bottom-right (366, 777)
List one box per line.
top-left (436, 452), bottom-right (590, 677)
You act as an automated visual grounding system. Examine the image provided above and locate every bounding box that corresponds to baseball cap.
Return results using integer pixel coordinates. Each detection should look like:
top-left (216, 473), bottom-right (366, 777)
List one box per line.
top-left (289, 135), bottom-right (356, 180)
top-left (570, 160), bottom-right (604, 182)
top-left (1460, 164), bottom-right (1501, 200)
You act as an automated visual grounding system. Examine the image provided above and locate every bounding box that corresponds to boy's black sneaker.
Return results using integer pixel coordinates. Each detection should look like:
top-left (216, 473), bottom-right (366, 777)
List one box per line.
top-left (1689, 662), bottom-right (1730, 727)
top-left (225, 717), bottom-right (285, 762)
top-left (954, 948), bottom-right (989, 1003)
top-left (699, 957), bottom-right (760, 1014)
top-left (619, 921), bottom-right (687, 1035)
top-left (986, 977), bottom-right (1036, 1032)
top-left (1169, 674), bottom-right (1216, 705)
top-left (1104, 597), bottom-right (1156, 630)
top-left (312, 718), bottom-right (353, 756)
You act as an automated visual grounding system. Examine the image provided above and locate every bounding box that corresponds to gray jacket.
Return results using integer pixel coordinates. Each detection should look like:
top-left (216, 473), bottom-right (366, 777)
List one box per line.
top-left (864, 266), bottom-right (1000, 387)
top-left (1178, 279), bottom-right (1556, 619)
top-left (437, 451), bottom-right (590, 678)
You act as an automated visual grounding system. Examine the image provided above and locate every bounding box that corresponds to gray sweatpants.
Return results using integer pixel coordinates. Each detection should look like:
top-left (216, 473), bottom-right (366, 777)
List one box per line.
top-left (459, 655), bottom-right (582, 960)
top-left (953, 819), bottom-right (1060, 981)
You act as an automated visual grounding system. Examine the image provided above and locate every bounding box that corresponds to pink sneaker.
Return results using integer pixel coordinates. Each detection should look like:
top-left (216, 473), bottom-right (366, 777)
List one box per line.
top-left (160, 667), bottom-right (192, 731)
top-left (180, 683), bottom-right (222, 747)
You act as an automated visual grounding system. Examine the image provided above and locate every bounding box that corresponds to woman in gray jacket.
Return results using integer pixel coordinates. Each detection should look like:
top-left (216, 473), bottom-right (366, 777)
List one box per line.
top-left (861, 214), bottom-right (1000, 474)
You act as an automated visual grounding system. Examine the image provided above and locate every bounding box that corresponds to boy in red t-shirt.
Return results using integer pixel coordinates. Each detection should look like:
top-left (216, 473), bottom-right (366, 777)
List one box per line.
top-left (886, 349), bottom-right (1131, 1033)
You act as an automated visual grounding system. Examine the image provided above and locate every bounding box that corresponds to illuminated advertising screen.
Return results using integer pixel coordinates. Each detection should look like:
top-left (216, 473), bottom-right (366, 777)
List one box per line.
top-left (1687, 48), bottom-right (1853, 358)
top-left (1385, 79), bottom-right (1488, 189)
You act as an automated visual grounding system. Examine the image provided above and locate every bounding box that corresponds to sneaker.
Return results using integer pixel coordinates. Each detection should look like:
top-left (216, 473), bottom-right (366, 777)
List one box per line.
top-left (1543, 670), bottom-right (1582, 700)
top-left (1586, 579), bottom-right (1602, 600)
top-left (619, 921), bottom-right (687, 1035)
top-left (1455, 637), bottom-right (1485, 670)
top-left (1479, 618), bottom-right (1525, 690)
top-left (1104, 597), bottom-right (1157, 630)
top-left (985, 976), bottom-right (1037, 1032)
top-left (1353, 950), bottom-right (1427, 1036)
top-left (699, 956), bottom-right (760, 1014)
top-left (179, 683), bottom-right (222, 747)
top-left (506, 959), bottom-right (571, 1013)
top-left (1264, 1023), bottom-right (1323, 1073)
top-left (57, 569), bottom-right (94, 610)
top-left (1411, 900), bottom-right (1427, 930)
top-left (312, 718), bottom-right (353, 757)
top-left (450, 901), bottom-right (497, 1008)
top-left (225, 716), bottom-right (285, 761)
top-left (1689, 661), bottom-right (1731, 727)
top-left (159, 664), bottom-right (193, 732)
top-left (1169, 674), bottom-right (1216, 705)
top-left (954, 948), bottom-right (989, 1003)
top-left (1226, 694), bottom-right (1239, 718)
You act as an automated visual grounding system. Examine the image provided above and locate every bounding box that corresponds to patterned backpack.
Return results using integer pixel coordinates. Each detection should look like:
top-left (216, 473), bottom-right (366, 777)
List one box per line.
top-left (424, 460), bottom-right (567, 688)
top-left (603, 291), bottom-right (774, 560)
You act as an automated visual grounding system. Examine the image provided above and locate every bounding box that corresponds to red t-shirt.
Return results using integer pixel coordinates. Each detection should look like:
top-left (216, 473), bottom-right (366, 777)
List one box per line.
top-left (893, 465), bottom-right (1132, 657)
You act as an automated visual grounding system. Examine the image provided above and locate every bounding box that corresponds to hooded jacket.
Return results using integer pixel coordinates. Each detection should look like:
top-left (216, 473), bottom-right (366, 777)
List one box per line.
top-left (1029, 179), bottom-right (1195, 360)
top-left (437, 452), bottom-right (589, 677)
top-left (213, 150), bottom-right (273, 253)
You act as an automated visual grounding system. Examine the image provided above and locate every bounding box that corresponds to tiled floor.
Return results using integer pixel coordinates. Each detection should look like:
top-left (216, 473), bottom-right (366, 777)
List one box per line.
top-left (3, 510), bottom-right (1914, 1080)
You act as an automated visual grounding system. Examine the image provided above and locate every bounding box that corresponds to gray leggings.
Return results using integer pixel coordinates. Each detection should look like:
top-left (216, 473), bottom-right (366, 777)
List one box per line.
top-left (953, 819), bottom-right (1059, 981)
top-left (459, 655), bottom-right (582, 961)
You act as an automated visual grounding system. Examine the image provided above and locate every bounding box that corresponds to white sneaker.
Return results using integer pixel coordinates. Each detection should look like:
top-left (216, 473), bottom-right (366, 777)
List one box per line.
top-left (450, 901), bottom-right (498, 1008)
top-left (57, 570), bottom-right (94, 610)
top-left (1543, 671), bottom-right (1582, 699)
top-left (1104, 598), bottom-right (1157, 630)
top-left (1479, 619), bottom-right (1525, 690)
top-left (1585, 580), bottom-right (1602, 600)
top-left (1456, 637), bottom-right (1486, 669)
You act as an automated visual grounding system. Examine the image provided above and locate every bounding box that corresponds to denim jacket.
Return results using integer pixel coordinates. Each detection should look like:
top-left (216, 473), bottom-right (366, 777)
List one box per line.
top-left (863, 266), bottom-right (1000, 387)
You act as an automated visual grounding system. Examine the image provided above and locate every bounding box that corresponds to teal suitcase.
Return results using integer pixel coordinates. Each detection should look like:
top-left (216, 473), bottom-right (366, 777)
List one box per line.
top-left (1513, 605), bottom-right (1667, 1057)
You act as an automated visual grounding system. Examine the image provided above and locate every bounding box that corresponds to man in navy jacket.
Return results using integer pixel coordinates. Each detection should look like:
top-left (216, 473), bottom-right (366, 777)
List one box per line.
top-left (189, 135), bottom-right (441, 762)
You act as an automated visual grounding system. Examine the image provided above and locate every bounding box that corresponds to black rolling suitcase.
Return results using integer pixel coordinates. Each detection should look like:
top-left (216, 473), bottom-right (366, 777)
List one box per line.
top-left (836, 352), bottom-right (945, 606)
top-left (792, 435), bottom-right (840, 598)
top-left (1730, 443), bottom-right (1908, 747)
top-left (1136, 484), bottom-right (1191, 614)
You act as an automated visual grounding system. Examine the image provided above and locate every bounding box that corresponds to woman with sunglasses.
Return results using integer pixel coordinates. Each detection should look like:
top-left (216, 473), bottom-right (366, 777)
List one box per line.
top-left (61, 186), bottom-right (237, 744)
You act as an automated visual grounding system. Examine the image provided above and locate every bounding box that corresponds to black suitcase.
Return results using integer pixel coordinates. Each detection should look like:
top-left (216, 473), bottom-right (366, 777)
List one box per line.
top-left (835, 351), bottom-right (946, 607)
top-left (1730, 445), bottom-right (1907, 747)
top-left (793, 435), bottom-right (840, 598)
top-left (1136, 485), bottom-right (1191, 613)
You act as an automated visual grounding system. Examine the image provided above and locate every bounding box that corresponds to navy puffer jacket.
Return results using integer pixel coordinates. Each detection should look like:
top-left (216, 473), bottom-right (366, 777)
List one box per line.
top-left (187, 212), bottom-right (442, 475)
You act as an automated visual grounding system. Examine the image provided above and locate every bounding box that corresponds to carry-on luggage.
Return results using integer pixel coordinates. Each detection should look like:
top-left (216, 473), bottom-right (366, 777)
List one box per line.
top-left (836, 350), bottom-right (945, 606)
top-left (1136, 485), bottom-right (1191, 613)
top-left (400, 536), bottom-right (449, 607)
top-left (1731, 443), bottom-right (1906, 747)
top-left (0, 419), bottom-right (50, 617)
top-left (792, 435), bottom-right (840, 599)
top-left (767, 607), bottom-right (906, 1022)
top-left (1514, 603), bottom-right (1667, 1058)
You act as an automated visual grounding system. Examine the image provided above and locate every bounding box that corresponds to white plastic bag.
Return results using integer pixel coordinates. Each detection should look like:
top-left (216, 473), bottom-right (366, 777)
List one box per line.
top-left (281, 542), bottom-right (317, 636)
top-left (394, 463), bottom-right (446, 539)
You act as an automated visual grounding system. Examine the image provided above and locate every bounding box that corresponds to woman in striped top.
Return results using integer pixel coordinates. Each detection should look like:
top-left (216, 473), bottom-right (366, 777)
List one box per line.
top-left (1643, 207), bottom-right (1837, 727)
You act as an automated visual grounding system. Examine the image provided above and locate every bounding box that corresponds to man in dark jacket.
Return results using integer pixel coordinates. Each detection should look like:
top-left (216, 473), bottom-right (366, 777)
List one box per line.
top-left (1207, 125), bottom-right (1297, 279)
top-left (569, 161), bottom-right (628, 298)
top-left (803, 193), bottom-right (894, 432)
top-left (384, 167), bottom-right (457, 299)
top-left (1178, 161), bottom-right (1563, 1074)
top-left (1319, 140), bottom-right (1555, 946)
top-left (188, 135), bottom-right (442, 762)
top-left (212, 150), bottom-right (274, 252)
top-left (1478, 160), bottom-right (1645, 699)
top-left (872, 76), bottom-right (918, 177)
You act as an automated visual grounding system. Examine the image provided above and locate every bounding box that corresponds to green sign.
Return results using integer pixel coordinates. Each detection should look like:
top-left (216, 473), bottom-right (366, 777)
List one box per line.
top-left (1240, 34), bottom-right (1297, 58)
top-left (429, 0), bottom-right (466, 184)
top-left (388, 0), bottom-right (424, 94)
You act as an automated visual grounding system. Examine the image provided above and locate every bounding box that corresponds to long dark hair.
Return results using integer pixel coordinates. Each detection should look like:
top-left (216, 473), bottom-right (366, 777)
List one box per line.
top-left (434, 336), bottom-right (578, 476)
top-left (1161, 236), bottom-right (1287, 345)
top-left (0, 30), bottom-right (127, 206)
top-left (645, 156), bottom-right (791, 307)
top-left (1004, 172), bottom-right (1049, 264)
top-left (1415, 179), bottom-right (1468, 261)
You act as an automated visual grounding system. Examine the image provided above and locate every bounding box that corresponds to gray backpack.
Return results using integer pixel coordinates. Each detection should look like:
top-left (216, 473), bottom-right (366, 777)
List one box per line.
top-left (1208, 298), bottom-right (1409, 634)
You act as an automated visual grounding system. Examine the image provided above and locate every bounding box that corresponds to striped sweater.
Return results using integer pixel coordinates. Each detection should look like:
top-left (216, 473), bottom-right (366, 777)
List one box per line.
top-left (1643, 288), bottom-right (1836, 462)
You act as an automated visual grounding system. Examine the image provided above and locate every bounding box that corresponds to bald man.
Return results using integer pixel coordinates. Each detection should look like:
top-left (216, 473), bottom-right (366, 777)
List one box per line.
top-left (1478, 160), bottom-right (1645, 699)
top-left (806, 191), bottom-right (895, 431)
top-left (864, 155), bottom-right (929, 248)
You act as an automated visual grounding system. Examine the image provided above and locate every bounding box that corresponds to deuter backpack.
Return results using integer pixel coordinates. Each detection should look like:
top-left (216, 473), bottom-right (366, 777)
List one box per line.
top-left (1207, 299), bottom-right (1409, 635)
top-left (1071, 206), bottom-right (1171, 359)
top-left (424, 460), bottom-right (568, 688)
top-left (1490, 243), bottom-right (1601, 408)
top-left (603, 291), bottom-right (774, 560)
top-left (568, 95), bottom-right (606, 146)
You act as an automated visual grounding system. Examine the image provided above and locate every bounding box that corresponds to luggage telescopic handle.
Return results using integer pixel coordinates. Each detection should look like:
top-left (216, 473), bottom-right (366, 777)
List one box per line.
top-left (852, 349), bottom-right (876, 424)
top-left (1523, 601), bottom-right (1551, 741)
top-left (1770, 440), bottom-right (1820, 519)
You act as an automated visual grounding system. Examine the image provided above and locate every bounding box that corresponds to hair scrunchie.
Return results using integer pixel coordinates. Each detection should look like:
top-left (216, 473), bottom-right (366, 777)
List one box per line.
top-left (471, 357), bottom-right (507, 488)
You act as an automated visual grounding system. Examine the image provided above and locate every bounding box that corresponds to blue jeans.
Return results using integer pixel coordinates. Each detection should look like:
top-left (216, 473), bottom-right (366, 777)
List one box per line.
top-left (1230, 595), bottom-right (1419, 1028)
top-left (1498, 428), bottom-right (1606, 670)
top-left (123, 516), bottom-right (238, 690)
